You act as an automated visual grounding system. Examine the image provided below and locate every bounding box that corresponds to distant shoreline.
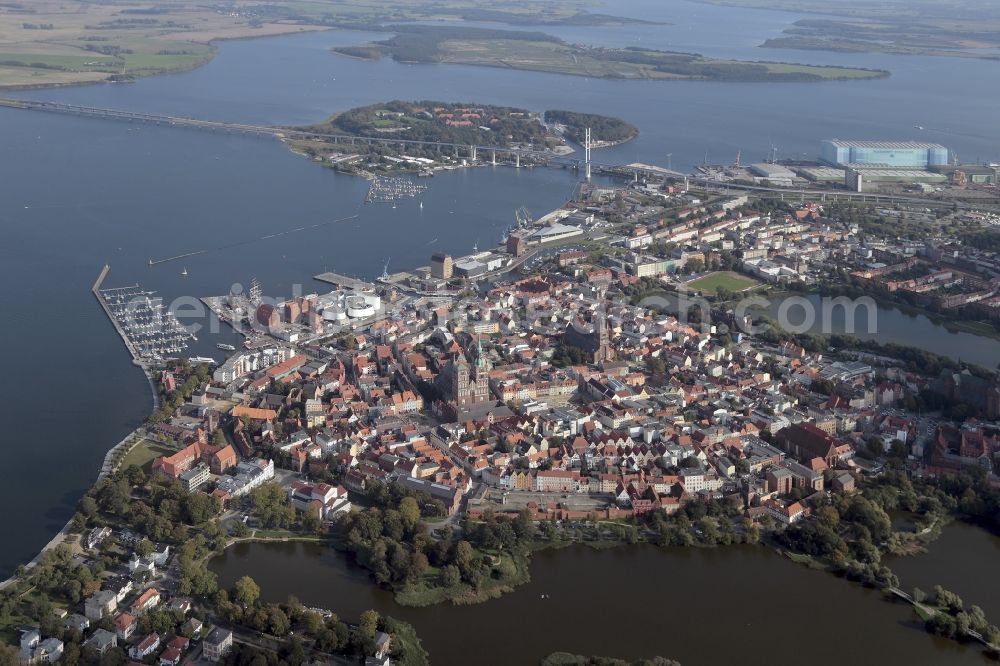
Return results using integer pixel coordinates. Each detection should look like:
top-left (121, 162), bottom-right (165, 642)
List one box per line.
top-left (329, 24), bottom-right (889, 83)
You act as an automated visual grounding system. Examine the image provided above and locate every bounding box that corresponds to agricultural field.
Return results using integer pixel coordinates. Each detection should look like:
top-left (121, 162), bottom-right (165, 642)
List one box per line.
top-left (687, 271), bottom-right (759, 295)
top-left (0, 0), bottom-right (642, 89)
top-left (0, 0), bottom-right (330, 88)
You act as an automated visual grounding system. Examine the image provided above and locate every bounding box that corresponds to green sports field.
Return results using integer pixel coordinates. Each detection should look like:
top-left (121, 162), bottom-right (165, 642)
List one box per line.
top-left (119, 438), bottom-right (175, 473)
top-left (687, 271), bottom-right (758, 294)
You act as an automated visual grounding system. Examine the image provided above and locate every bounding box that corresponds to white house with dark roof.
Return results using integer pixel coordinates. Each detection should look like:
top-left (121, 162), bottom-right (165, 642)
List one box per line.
top-left (129, 633), bottom-right (160, 660)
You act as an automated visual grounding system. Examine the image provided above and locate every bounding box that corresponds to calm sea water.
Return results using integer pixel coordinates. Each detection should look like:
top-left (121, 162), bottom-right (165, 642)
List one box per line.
top-left (1, 0), bottom-right (999, 576)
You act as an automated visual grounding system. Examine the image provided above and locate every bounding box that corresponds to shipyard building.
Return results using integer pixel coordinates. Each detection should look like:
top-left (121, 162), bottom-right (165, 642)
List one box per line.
top-left (820, 140), bottom-right (949, 169)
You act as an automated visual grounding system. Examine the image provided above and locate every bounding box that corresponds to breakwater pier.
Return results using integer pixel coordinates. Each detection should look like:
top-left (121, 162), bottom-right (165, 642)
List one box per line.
top-left (92, 265), bottom-right (193, 361)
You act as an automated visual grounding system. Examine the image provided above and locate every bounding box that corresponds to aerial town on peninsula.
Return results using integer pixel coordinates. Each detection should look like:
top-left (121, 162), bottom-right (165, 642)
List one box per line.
top-left (3, 133), bottom-right (1000, 666)
top-left (5, 0), bottom-right (1000, 662)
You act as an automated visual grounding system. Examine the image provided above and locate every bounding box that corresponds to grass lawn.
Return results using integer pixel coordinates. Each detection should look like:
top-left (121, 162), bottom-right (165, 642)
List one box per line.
top-left (119, 439), bottom-right (175, 473)
top-left (248, 529), bottom-right (325, 540)
top-left (687, 271), bottom-right (759, 295)
top-left (0, 53), bottom-right (118, 70)
top-left (0, 610), bottom-right (33, 643)
top-left (759, 61), bottom-right (882, 78)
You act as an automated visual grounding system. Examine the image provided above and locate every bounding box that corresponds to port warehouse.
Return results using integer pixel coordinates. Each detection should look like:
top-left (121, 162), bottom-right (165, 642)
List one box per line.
top-left (820, 140), bottom-right (949, 169)
top-left (743, 162), bottom-right (948, 186)
top-left (746, 140), bottom-right (997, 188)
top-left (797, 164), bottom-right (995, 185)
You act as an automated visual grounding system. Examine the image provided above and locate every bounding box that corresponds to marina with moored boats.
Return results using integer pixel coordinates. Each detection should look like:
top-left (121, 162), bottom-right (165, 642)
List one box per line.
top-left (92, 265), bottom-right (194, 363)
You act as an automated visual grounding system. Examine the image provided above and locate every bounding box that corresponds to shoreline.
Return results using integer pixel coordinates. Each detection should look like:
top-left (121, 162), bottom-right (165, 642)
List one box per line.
top-left (0, 267), bottom-right (163, 586)
top-left (0, 427), bottom-right (146, 590)
top-left (0, 24), bottom-right (331, 93)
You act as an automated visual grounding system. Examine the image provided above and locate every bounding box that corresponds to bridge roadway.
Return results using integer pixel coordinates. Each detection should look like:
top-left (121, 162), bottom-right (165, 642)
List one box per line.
top-left (0, 96), bottom-right (587, 165)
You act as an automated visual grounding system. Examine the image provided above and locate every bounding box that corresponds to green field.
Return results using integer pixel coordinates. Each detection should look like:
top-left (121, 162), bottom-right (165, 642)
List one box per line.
top-left (687, 271), bottom-right (759, 294)
top-left (119, 438), bottom-right (175, 473)
top-left (0, 53), bottom-right (118, 70)
top-left (334, 25), bottom-right (888, 82)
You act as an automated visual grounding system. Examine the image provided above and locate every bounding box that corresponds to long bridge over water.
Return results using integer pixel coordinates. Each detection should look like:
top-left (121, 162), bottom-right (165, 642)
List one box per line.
top-left (0, 96), bottom-right (704, 182)
top-left (8, 96), bottom-right (941, 207)
top-left (0, 96), bottom-right (586, 167)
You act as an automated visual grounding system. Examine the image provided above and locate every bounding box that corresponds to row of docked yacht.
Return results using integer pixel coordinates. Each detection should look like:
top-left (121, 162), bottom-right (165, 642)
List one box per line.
top-left (98, 284), bottom-right (195, 361)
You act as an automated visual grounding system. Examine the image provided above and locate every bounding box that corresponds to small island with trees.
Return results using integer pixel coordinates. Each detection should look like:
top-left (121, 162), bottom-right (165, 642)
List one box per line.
top-left (304, 100), bottom-right (556, 148)
top-left (282, 100), bottom-right (635, 176)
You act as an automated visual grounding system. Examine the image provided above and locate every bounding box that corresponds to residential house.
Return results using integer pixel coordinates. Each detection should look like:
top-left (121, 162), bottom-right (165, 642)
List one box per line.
top-left (158, 636), bottom-right (189, 666)
top-left (129, 634), bottom-right (160, 661)
top-left (84, 630), bottom-right (117, 656)
top-left (203, 628), bottom-right (233, 662)
top-left (129, 588), bottom-right (161, 616)
top-left (84, 591), bottom-right (118, 621)
top-left (373, 631), bottom-right (393, 660)
top-left (62, 615), bottom-right (89, 636)
top-left (113, 613), bottom-right (137, 641)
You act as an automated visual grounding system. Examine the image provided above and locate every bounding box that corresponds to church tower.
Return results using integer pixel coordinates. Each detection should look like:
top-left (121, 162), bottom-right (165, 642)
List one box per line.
top-left (452, 351), bottom-right (473, 406)
top-left (473, 337), bottom-right (491, 403)
top-left (594, 311), bottom-right (613, 363)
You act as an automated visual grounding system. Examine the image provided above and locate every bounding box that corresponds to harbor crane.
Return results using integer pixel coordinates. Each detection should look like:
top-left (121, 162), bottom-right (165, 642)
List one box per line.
top-left (515, 206), bottom-right (533, 228)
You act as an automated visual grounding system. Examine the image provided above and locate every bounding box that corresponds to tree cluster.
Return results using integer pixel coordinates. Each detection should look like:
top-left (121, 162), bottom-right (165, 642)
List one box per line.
top-left (644, 496), bottom-right (752, 547)
top-left (923, 585), bottom-right (1000, 644)
top-left (83, 473), bottom-right (220, 543)
top-left (147, 363), bottom-right (211, 424)
top-left (544, 110), bottom-right (637, 145)
top-left (247, 483), bottom-right (297, 529)
top-left (321, 98), bottom-right (550, 147)
top-left (215, 582), bottom-right (429, 665)
top-left (364, 480), bottom-right (447, 519)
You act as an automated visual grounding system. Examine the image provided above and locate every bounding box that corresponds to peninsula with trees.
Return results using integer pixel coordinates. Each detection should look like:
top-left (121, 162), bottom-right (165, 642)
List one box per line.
top-left (330, 24), bottom-right (889, 82)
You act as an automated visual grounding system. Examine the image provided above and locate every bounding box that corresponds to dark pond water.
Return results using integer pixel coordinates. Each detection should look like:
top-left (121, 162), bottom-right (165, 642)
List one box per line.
top-left (212, 540), bottom-right (995, 665)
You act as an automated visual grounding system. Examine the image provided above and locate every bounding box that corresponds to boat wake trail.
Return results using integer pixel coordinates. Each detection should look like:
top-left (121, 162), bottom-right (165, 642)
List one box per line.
top-left (149, 213), bottom-right (360, 265)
